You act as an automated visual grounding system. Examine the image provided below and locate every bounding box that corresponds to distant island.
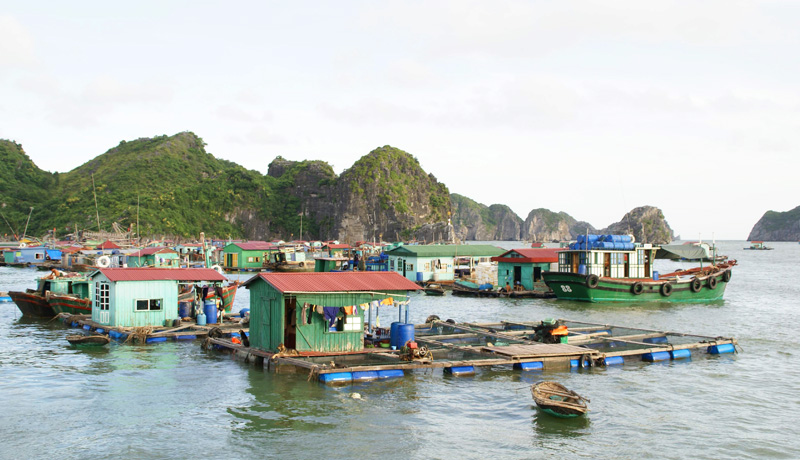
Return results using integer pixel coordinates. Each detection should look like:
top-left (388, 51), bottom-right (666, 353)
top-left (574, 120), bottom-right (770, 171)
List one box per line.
top-left (747, 206), bottom-right (800, 241)
top-left (0, 132), bottom-right (679, 244)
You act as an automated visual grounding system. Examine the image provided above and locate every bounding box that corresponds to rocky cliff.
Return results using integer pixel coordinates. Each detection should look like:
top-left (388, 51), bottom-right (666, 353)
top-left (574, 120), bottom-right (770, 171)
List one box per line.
top-left (747, 206), bottom-right (800, 241)
top-left (600, 206), bottom-right (674, 244)
top-left (450, 194), bottom-right (522, 241)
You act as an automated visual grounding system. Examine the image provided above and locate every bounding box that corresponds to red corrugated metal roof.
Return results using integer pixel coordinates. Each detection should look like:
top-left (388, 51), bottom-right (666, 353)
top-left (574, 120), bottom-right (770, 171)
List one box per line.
top-left (92, 268), bottom-right (227, 282)
top-left (97, 240), bottom-right (121, 249)
top-left (491, 248), bottom-right (562, 263)
top-left (324, 244), bottom-right (351, 249)
top-left (234, 241), bottom-right (277, 250)
top-left (244, 271), bottom-right (421, 293)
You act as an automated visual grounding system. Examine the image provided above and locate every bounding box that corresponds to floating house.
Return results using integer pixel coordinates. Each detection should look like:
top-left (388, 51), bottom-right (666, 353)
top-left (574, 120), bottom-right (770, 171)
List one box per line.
top-left (323, 243), bottom-right (351, 257)
top-left (491, 248), bottom-right (561, 291)
top-left (89, 268), bottom-right (228, 327)
top-left (242, 272), bottom-right (421, 353)
top-left (3, 246), bottom-right (61, 266)
top-left (221, 241), bottom-right (278, 271)
top-left (126, 247), bottom-right (180, 268)
top-left (385, 244), bottom-right (505, 283)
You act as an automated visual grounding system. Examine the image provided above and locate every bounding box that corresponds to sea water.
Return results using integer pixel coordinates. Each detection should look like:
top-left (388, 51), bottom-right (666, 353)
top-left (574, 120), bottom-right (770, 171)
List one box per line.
top-left (0, 241), bottom-right (798, 459)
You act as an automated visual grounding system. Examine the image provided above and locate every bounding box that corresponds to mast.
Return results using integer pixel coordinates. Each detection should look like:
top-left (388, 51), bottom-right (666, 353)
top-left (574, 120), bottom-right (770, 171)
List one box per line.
top-left (91, 173), bottom-right (101, 232)
top-left (22, 206), bottom-right (33, 240)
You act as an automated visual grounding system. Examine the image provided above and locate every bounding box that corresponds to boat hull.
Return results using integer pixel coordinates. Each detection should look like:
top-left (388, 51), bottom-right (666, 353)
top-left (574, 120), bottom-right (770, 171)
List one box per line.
top-left (542, 271), bottom-right (730, 302)
top-left (9, 291), bottom-right (56, 317)
top-left (48, 294), bottom-right (92, 315)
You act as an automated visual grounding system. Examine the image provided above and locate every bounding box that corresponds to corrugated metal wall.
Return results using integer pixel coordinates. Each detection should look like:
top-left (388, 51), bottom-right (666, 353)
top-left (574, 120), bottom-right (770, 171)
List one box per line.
top-left (109, 280), bottom-right (178, 327)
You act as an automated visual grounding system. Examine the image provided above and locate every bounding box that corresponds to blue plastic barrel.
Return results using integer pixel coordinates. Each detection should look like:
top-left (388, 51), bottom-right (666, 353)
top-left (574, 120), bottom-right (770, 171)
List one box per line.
top-left (203, 299), bottom-right (217, 324)
top-left (178, 302), bottom-right (192, 318)
top-left (643, 351), bottom-right (671, 362)
top-left (708, 343), bottom-right (735, 354)
top-left (196, 312), bottom-right (207, 326)
top-left (671, 349), bottom-right (691, 360)
top-left (319, 372), bottom-right (353, 384)
top-left (446, 366), bottom-right (475, 376)
top-left (174, 335), bottom-right (197, 340)
top-left (603, 356), bottom-right (624, 366)
top-left (416, 272), bottom-right (423, 282)
top-left (239, 308), bottom-right (250, 317)
top-left (390, 322), bottom-right (402, 348)
top-left (377, 369), bottom-right (404, 379)
top-left (653, 271), bottom-right (660, 281)
top-left (578, 264), bottom-right (586, 275)
top-left (394, 323), bottom-right (415, 349)
top-left (352, 371), bottom-right (379, 382)
top-left (513, 361), bottom-right (543, 371)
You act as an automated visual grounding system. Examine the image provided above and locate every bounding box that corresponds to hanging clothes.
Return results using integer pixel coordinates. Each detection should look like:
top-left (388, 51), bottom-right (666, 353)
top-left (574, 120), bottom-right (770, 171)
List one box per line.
top-left (343, 305), bottom-right (354, 315)
top-left (301, 303), bottom-right (310, 325)
top-left (323, 307), bottom-right (339, 328)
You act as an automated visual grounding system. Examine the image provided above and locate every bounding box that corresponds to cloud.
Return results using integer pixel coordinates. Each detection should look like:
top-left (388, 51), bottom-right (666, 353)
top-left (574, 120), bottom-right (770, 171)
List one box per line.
top-left (0, 15), bottom-right (37, 68)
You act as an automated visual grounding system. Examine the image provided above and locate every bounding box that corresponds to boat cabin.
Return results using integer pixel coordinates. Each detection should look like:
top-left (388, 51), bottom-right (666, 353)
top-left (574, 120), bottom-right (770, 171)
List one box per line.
top-left (491, 248), bottom-right (561, 290)
top-left (89, 268), bottom-right (227, 327)
top-left (3, 246), bottom-right (61, 265)
top-left (557, 235), bottom-right (658, 279)
top-left (242, 272), bottom-right (421, 353)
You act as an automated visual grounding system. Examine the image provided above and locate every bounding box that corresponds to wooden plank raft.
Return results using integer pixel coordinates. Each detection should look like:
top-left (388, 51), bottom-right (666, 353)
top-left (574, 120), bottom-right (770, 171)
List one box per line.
top-left (482, 343), bottom-right (598, 359)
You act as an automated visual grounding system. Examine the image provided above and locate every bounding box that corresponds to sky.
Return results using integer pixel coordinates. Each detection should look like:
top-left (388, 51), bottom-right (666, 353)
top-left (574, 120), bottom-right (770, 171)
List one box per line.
top-left (1, 1), bottom-right (798, 240)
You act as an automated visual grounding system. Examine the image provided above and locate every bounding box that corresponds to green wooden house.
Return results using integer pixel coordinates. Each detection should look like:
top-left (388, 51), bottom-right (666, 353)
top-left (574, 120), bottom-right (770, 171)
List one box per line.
top-left (242, 272), bottom-right (421, 353)
top-left (127, 247), bottom-right (180, 268)
top-left (491, 248), bottom-right (561, 291)
top-left (222, 241), bottom-right (278, 271)
top-left (385, 244), bottom-right (504, 282)
top-left (89, 268), bottom-right (227, 328)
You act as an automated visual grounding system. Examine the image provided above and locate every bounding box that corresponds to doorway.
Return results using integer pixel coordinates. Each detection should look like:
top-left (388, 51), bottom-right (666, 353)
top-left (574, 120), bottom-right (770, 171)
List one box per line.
top-left (283, 297), bottom-right (297, 349)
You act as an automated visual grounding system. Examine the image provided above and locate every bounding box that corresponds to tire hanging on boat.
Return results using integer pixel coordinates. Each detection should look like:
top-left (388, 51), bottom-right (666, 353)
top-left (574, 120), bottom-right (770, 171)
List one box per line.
top-left (707, 276), bottom-right (718, 290)
top-left (690, 277), bottom-right (702, 293)
top-left (722, 270), bottom-right (732, 282)
top-left (585, 274), bottom-right (599, 289)
top-left (660, 283), bottom-right (672, 297)
top-left (580, 354), bottom-right (594, 368)
top-left (631, 282), bottom-right (644, 295)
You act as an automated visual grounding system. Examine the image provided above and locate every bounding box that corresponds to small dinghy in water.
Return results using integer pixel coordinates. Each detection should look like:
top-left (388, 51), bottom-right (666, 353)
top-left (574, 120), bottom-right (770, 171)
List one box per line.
top-left (66, 334), bottom-right (111, 346)
top-left (531, 381), bottom-right (589, 418)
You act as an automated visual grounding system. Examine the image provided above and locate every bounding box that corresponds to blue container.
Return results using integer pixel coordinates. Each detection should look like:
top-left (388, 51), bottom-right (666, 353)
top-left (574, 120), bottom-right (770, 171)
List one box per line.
top-left (239, 308), bottom-right (250, 317)
top-left (653, 271), bottom-right (659, 281)
top-left (708, 343), bottom-right (735, 354)
top-left (95, 328), bottom-right (104, 334)
top-left (671, 349), bottom-right (691, 360)
top-left (109, 330), bottom-right (120, 339)
top-left (479, 283), bottom-right (493, 291)
top-left (394, 323), bottom-right (415, 349)
top-left (603, 356), bottom-right (624, 366)
top-left (352, 371), bottom-right (379, 382)
top-left (445, 366), bottom-right (475, 376)
top-left (643, 351), bottom-right (671, 362)
top-left (319, 372), bottom-right (353, 384)
top-left (578, 264), bottom-right (586, 275)
top-left (174, 335), bottom-right (197, 340)
top-left (416, 272), bottom-right (423, 282)
top-left (389, 322), bottom-right (402, 348)
top-left (196, 312), bottom-right (207, 326)
top-left (146, 336), bottom-right (167, 343)
top-left (203, 299), bottom-right (217, 324)
top-left (71, 322), bottom-right (78, 327)
top-left (514, 361), bottom-right (543, 371)
top-left (377, 369), bottom-right (404, 379)
top-left (178, 302), bottom-right (192, 318)
top-left (83, 324), bottom-right (92, 331)
top-left (570, 359), bottom-right (579, 367)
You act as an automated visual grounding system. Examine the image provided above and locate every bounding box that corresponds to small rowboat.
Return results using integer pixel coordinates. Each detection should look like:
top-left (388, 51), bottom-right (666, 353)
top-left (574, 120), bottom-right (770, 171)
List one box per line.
top-left (423, 283), bottom-right (445, 296)
top-left (531, 381), bottom-right (589, 418)
top-left (66, 334), bottom-right (111, 346)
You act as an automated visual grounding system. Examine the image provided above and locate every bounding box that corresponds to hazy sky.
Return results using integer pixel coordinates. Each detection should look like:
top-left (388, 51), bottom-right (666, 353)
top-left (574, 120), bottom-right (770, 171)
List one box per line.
top-left (2, 1), bottom-right (798, 240)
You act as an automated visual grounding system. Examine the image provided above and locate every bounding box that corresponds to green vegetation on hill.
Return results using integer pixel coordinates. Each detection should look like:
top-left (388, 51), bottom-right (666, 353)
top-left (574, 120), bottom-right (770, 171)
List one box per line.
top-left (0, 140), bottom-right (56, 239)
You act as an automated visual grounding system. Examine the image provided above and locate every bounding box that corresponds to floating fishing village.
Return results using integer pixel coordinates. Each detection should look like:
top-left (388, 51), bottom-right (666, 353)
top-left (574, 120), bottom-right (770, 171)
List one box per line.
top-left (3, 225), bottom-right (742, 418)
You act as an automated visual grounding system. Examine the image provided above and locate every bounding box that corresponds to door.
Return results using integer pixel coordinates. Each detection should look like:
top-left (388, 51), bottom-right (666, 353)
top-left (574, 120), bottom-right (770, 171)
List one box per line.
top-left (283, 298), bottom-right (297, 349)
top-left (513, 266), bottom-right (522, 288)
top-left (603, 253), bottom-right (611, 277)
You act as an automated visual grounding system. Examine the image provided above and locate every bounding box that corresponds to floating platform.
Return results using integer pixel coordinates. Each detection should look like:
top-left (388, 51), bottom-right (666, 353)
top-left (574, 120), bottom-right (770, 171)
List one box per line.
top-left (203, 318), bottom-right (737, 384)
top-left (56, 313), bottom-right (248, 343)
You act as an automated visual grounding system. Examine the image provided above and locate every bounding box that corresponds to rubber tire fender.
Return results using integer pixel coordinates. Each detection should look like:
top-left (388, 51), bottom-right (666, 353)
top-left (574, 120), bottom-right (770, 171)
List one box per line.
top-left (585, 274), bottom-right (599, 289)
top-left (722, 270), bottom-right (732, 283)
top-left (690, 277), bottom-right (702, 293)
top-left (631, 282), bottom-right (644, 295)
top-left (707, 276), bottom-right (718, 290)
top-left (660, 283), bottom-right (672, 297)
top-left (580, 354), bottom-right (594, 368)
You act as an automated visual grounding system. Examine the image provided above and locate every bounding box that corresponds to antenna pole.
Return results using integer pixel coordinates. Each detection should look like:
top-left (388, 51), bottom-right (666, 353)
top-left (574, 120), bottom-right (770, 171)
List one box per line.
top-left (92, 173), bottom-right (101, 232)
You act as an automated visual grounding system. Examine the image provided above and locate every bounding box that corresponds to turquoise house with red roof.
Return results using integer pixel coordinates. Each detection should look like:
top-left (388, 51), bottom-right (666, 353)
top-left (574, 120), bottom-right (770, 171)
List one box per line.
top-left (126, 247), bottom-right (180, 268)
top-left (222, 241), bottom-right (279, 271)
top-left (491, 248), bottom-right (561, 291)
top-left (89, 268), bottom-right (227, 327)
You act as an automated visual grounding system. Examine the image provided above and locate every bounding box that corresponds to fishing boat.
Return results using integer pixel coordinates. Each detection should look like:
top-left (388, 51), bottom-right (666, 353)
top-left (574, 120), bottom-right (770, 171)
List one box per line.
top-left (744, 241), bottom-right (773, 250)
top-left (541, 234), bottom-right (736, 302)
top-left (66, 334), bottom-right (110, 346)
top-left (423, 283), bottom-right (445, 296)
top-left (9, 270), bottom-right (92, 317)
top-left (531, 381), bottom-right (589, 418)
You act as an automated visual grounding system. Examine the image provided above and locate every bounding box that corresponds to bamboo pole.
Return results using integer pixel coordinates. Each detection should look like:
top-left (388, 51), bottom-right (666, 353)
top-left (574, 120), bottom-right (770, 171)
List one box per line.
top-left (558, 318), bottom-right (733, 341)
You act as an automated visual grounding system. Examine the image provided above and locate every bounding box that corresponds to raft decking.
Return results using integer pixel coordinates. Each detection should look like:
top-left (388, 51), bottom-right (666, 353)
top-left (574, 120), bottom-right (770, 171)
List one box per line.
top-left (56, 313), bottom-right (248, 343)
top-left (204, 318), bottom-right (737, 383)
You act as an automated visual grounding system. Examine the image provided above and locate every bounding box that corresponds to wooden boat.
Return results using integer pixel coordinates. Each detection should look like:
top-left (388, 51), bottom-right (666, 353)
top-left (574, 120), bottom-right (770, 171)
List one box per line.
top-left (48, 293), bottom-right (92, 315)
top-left (423, 283), bottom-right (445, 296)
top-left (10, 269), bottom-right (92, 317)
top-left (531, 381), bottom-right (589, 418)
top-left (744, 241), bottom-right (773, 250)
top-left (542, 234), bottom-right (736, 302)
top-left (66, 334), bottom-right (110, 346)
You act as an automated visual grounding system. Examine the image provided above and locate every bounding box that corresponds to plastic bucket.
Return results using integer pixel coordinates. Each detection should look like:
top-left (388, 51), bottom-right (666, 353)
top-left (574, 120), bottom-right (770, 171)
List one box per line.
top-left (203, 299), bottom-right (217, 324)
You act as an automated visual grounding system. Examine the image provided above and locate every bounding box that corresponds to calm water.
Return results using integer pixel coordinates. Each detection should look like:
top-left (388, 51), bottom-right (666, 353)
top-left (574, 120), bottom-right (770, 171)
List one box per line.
top-left (1, 241), bottom-right (798, 460)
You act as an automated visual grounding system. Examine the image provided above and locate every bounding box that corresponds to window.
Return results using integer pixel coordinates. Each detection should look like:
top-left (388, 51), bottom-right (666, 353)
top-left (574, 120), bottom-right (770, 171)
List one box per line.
top-left (95, 282), bottom-right (110, 311)
top-left (35, 253), bottom-right (44, 260)
top-left (135, 299), bottom-right (162, 311)
top-left (390, 259), bottom-right (395, 270)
